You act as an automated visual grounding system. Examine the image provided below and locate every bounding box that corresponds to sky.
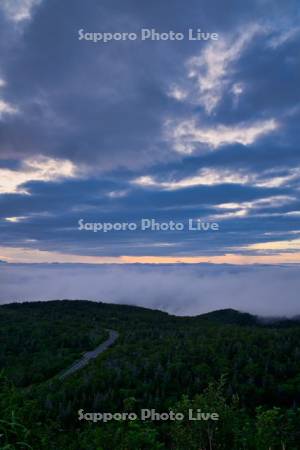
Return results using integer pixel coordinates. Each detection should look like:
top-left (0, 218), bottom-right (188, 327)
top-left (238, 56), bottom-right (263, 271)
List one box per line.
top-left (0, 0), bottom-right (300, 313)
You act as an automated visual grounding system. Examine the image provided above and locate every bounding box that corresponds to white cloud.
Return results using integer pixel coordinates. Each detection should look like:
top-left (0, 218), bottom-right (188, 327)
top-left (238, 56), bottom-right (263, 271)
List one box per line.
top-left (0, 99), bottom-right (18, 117)
top-left (232, 83), bottom-right (244, 97)
top-left (211, 196), bottom-right (294, 220)
top-left (133, 169), bottom-right (250, 190)
top-left (267, 27), bottom-right (300, 49)
top-left (106, 190), bottom-right (128, 199)
top-left (5, 216), bottom-right (27, 223)
top-left (0, 156), bottom-right (77, 195)
top-left (167, 118), bottom-right (278, 154)
top-left (169, 22), bottom-right (298, 116)
top-left (133, 166), bottom-right (300, 191)
top-left (231, 82), bottom-right (245, 107)
top-left (0, 79), bottom-right (18, 117)
top-left (167, 85), bottom-right (188, 101)
top-left (256, 168), bottom-right (300, 188)
top-left (211, 209), bottom-right (249, 220)
top-left (286, 211), bottom-right (300, 217)
top-left (1, 0), bottom-right (42, 22)
top-left (187, 24), bottom-right (263, 113)
top-left (264, 230), bottom-right (300, 237)
top-left (218, 196), bottom-right (294, 210)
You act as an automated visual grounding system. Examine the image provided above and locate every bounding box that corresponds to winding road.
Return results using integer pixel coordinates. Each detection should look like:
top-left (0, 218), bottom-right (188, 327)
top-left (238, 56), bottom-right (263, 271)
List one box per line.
top-left (59, 329), bottom-right (119, 380)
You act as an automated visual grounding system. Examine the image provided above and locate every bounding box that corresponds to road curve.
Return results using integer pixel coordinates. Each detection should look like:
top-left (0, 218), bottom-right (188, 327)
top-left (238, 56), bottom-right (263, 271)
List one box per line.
top-left (59, 329), bottom-right (119, 380)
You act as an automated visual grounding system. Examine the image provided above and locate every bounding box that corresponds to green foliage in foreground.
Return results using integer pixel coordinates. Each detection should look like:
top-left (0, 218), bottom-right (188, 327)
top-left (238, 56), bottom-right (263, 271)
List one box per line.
top-left (1, 300), bottom-right (300, 449)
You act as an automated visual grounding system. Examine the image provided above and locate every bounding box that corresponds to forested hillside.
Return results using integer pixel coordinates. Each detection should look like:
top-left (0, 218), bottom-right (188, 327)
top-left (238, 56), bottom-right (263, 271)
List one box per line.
top-left (1, 300), bottom-right (300, 449)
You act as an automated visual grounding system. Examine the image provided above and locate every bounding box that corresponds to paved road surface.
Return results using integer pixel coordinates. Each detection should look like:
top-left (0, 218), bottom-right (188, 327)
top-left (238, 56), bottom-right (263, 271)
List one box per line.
top-left (59, 329), bottom-right (119, 380)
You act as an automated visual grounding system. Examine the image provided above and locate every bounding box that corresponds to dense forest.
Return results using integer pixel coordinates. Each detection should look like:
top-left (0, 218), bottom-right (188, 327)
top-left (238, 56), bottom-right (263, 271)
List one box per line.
top-left (1, 300), bottom-right (300, 449)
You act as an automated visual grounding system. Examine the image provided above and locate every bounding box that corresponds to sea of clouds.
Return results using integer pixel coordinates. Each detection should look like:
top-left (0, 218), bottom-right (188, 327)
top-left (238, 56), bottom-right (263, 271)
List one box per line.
top-left (1, 263), bottom-right (300, 317)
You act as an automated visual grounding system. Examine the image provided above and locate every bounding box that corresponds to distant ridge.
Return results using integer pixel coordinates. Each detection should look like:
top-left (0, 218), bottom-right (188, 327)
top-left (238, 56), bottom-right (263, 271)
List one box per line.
top-left (2, 300), bottom-right (300, 327)
top-left (195, 308), bottom-right (258, 326)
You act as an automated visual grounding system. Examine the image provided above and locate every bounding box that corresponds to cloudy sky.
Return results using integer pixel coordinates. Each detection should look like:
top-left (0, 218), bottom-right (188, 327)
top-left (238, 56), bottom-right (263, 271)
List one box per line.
top-left (0, 0), bottom-right (300, 268)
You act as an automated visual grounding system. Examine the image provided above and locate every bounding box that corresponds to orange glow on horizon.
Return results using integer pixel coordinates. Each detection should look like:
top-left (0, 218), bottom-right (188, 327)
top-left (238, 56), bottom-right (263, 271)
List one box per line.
top-left (121, 253), bottom-right (300, 265)
top-left (1, 245), bottom-right (300, 265)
